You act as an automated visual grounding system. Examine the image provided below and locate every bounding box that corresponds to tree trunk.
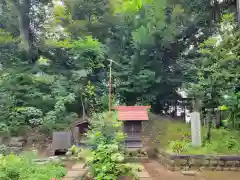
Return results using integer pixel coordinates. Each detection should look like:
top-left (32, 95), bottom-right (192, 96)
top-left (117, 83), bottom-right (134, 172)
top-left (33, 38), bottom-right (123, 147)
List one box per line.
top-left (212, 0), bottom-right (220, 22)
top-left (237, 0), bottom-right (240, 25)
top-left (16, 0), bottom-right (33, 63)
top-left (192, 98), bottom-right (201, 112)
top-left (206, 110), bottom-right (212, 143)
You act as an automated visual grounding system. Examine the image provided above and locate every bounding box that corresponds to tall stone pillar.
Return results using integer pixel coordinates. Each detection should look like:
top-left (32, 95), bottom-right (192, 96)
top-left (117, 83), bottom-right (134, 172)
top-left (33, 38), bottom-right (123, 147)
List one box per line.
top-left (190, 99), bottom-right (202, 147)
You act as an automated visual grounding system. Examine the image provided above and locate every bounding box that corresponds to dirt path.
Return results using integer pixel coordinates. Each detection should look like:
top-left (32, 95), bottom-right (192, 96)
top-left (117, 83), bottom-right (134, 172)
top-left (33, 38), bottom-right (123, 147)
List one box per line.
top-left (142, 160), bottom-right (240, 180)
top-left (143, 160), bottom-right (196, 180)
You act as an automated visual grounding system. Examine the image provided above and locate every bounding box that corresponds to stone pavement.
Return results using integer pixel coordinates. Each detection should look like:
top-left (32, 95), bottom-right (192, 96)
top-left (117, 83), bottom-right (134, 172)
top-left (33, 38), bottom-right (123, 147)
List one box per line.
top-left (63, 162), bottom-right (87, 180)
top-left (133, 163), bottom-right (152, 180)
top-left (63, 162), bottom-right (152, 180)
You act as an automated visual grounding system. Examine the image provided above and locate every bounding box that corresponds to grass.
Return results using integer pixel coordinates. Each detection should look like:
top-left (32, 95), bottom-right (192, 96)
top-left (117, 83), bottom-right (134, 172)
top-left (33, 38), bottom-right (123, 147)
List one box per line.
top-left (0, 152), bottom-right (66, 180)
top-left (145, 114), bottom-right (240, 155)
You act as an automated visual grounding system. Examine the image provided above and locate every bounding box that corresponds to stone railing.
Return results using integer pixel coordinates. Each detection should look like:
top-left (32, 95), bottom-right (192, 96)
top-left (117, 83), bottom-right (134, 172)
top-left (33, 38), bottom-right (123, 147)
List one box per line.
top-left (125, 155), bottom-right (148, 163)
top-left (156, 149), bottom-right (240, 171)
top-left (124, 148), bottom-right (149, 162)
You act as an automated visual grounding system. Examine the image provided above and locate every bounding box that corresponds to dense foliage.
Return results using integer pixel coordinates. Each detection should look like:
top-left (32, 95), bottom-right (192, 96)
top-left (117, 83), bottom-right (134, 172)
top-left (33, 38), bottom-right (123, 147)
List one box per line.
top-left (0, 153), bottom-right (66, 180)
top-left (72, 112), bottom-right (139, 179)
top-left (0, 0), bottom-right (239, 134)
top-left (184, 13), bottom-right (240, 130)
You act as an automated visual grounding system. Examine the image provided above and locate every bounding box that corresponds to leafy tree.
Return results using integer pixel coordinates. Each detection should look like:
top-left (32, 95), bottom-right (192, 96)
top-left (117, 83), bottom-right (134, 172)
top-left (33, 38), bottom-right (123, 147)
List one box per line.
top-left (185, 14), bottom-right (240, 131)
top-left (0, 0), bottom-right (236, 135)
top-left (0, 0), bottom-right (52, 63)
top-left (105, 0), bottom-right (213, 109)
top-left (75, 112), bottom-right (139, 179)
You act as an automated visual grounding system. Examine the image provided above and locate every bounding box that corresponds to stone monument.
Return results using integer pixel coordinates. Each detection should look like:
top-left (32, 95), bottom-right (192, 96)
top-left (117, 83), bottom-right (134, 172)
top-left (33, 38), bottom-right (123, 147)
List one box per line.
top-left (190, 99), bottom-right (202, 147)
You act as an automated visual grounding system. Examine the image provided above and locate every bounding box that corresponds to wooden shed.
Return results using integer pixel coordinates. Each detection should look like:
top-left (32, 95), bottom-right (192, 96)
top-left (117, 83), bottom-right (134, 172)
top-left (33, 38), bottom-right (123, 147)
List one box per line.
top-left (71, 118), bottom-right (89, 146)
top-left (115, 106), bottom-right (150, 149)
top-left (51, 117), bottom-right (90, 155)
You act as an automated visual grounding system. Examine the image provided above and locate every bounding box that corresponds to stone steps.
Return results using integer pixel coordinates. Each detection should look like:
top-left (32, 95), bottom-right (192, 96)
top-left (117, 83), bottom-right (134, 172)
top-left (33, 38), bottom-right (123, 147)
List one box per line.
top-left (63, 178), bottom-right (77, 180)
top-left (137, 171), bottom-right (151, 178)
top-left (63, 162), bottom-right (86, 180)
top-left (133, 163), bottom-right (152, 180)
top-left (65, 170), bottom-right (86, 178)
top-left (72, 163), bottom-right (86, 170)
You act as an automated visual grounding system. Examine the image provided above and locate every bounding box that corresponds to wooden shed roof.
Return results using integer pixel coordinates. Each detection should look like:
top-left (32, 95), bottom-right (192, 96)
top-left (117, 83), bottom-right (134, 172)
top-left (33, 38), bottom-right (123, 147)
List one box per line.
top-left (71, 117), bottom-right (89, 127)
top-left (114, 106), bottom-right (150, 121)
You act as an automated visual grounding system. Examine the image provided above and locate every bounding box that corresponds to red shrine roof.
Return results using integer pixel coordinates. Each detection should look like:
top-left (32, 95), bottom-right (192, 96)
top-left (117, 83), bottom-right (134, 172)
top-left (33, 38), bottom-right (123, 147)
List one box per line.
top-left (114, 106), bottom-right (150, 121)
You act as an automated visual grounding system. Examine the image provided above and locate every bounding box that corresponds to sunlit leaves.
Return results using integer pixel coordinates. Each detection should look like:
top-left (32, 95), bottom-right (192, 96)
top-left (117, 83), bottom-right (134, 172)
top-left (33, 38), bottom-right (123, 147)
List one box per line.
top-left (131, 0), bottom-right (182, 46)
top-left (46, 35), bottom-right (104, 54)
top-left (72, 36), bottom-right (104, 55)
top-left (131, 26), bottom-right (153, 46)
top-left (172, 4), bottom-right (184, 19)
top-left (45, 39), bottom-right (73, 48)
top-left (199, 37), bottom-right (218, 49)
top-left (111, 0), bottom-right (144, 15)
top-left (220, 13), bottom-right (236, 35)
top-left (37, 56), bottom-right (50, 66)
top-left (0, 29), bottom-right (19, 46)
top-left (53, 3), bottom-right (72, 25)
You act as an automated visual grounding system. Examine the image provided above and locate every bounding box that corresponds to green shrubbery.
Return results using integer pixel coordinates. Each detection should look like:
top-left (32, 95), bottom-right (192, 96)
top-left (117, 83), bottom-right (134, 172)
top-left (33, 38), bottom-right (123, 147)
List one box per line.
top-left (0, 153), bottom-right (66, 180)
top-left (165, 122), bottom-right (240, 155)
top-left (73, 112), bottom-right (139, 180)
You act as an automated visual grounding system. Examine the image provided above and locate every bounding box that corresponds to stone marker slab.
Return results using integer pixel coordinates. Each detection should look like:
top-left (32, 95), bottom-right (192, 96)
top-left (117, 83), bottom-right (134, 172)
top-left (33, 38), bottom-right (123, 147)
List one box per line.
top-left (52, 131), bottom-right (72, 150)
top-left (190, 111), bottom-right (201, 147)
